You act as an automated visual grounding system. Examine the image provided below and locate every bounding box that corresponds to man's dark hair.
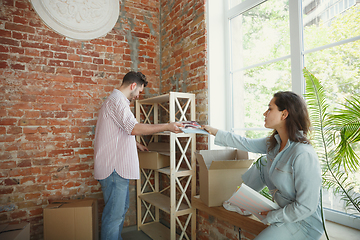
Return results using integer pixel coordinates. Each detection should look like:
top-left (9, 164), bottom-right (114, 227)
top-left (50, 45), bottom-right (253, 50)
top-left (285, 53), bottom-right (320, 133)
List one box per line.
top-left (122, 71), bottom-right (148, 87)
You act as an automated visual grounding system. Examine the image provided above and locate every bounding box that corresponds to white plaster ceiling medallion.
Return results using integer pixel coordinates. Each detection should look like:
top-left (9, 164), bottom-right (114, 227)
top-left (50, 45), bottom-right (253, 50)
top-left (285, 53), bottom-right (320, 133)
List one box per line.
top-left (31, 0), bottom-right (120, 41)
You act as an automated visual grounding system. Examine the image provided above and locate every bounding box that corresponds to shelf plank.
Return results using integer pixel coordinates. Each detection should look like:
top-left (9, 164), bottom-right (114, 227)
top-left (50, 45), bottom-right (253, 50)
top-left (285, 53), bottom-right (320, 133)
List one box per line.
top-left (139, 192), bottom-right (189, 214)
top-left (158, 167), bottom-right (193, 177)
top-left (140, 222), bottom-right (178, 240)
top-left (138, 94), bottom-right (170, 104)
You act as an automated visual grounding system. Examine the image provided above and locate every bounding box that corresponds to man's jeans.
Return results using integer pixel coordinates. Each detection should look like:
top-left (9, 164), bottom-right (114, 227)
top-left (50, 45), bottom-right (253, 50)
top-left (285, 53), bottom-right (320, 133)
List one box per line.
top-left (99, 170), bottom-right (129, 240)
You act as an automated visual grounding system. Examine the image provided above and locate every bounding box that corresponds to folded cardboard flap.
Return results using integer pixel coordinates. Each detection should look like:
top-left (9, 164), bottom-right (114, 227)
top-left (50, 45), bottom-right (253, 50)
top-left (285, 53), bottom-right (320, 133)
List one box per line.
top-left (147, 142), bottom-right (170, 156)
top-left (0, 222), bottom-right (30, 240)
top-left (195, 149), bottom-right (254, 207)
top-left (196, 149), bottom-right (249, 169)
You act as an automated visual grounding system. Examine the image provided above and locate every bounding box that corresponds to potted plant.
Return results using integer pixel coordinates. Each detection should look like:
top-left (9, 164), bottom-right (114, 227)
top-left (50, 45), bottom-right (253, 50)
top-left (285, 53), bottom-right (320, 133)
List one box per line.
top-left (303, 67), bottom-right (360, 239)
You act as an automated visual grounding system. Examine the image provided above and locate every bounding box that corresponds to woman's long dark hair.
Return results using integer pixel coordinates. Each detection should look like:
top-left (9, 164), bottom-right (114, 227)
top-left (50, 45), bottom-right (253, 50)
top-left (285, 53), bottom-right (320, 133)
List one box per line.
top-left (268, 91), bottom-right (311, 151)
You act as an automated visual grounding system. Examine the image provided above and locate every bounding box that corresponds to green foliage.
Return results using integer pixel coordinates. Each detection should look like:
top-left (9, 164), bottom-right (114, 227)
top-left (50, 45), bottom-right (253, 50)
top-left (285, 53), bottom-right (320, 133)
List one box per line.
top-left (304, 68), bottom-right (360, 214)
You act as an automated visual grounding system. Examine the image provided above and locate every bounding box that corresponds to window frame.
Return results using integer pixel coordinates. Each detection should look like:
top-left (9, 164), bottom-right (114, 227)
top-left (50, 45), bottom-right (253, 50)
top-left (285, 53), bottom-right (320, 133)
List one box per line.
top-left (207, 0), bottom-right (360, 229)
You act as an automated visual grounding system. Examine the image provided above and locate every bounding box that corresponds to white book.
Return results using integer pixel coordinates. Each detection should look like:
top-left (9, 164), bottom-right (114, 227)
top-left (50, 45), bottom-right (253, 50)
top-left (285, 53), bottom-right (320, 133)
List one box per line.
top-left (227, 183), bottom-right (280, 224)
top-left (178, 121), bottom-right (209, 135)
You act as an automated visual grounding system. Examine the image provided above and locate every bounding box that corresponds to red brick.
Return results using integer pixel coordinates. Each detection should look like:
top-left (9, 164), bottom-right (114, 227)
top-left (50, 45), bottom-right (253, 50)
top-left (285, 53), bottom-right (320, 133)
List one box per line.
top-left (0, 61), bottom-right (9, 68)
top-left (37, 175), bottom-right (51, 183)
top-left (5, 23), bottom-right (35, 34)
top-left (2, 0), bottom-right (14, 7)
top-left (48, 149), bottom-right (74, 157)
top-left (0, 37), bottom-right (20, 46)
top-left (0, 187), bottom-right (14, 194)
top-left (48, 59), bottom-right (74, 68)
top-left (10, 210), bottom-right (27, 219)
top-left (10, 63), bottom-right (25, 70)
top-left (29, 207), bottom-right (43, 217)
top-left (73, 76), bottom-right (96, 84)
top-left (10, 46), bottom-right (24, 54)
top-left (68, 54), bottom-right (81, 61)
top-left (0, 29), bottom-right (12, 38)
top-left (0, 118), bottom-right (17, 125)
top-left (41, 50), bottom-right (53, 58)
top-left (54, 52), bottom-right (67, 59)
top-left (47, 182), bottom-right (63, 190)
top-left (4, 178), bottom-right (20, 185)
top-left (15, 0), bottom-right (32, 9)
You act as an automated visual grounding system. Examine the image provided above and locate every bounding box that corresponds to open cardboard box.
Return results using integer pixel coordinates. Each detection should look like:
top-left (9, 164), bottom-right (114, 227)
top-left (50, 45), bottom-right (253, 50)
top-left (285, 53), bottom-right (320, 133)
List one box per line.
top-left (0, 222), bottom-right (30, 240)
top-left (195, 149), bottom-right (254, 207)
top-left (43, 198), bottom-right (98, 240)
top-left (138, 142), bottom-right (170, 169)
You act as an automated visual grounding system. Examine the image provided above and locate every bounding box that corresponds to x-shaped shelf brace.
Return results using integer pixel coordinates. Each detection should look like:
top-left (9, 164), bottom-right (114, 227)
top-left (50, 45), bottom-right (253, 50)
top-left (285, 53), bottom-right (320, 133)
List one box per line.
top-left (159, 175), bottom-right (186, 194)
top-left (176, 175), bottom-right (192, 211)
top-left (158, 98), bottom-right (191, 122)
top-left (141, 200), bottom-right (156, 224)
top-left (176, 212), bottom-right (192, 240)
top-left (175, 97), bottom-right (191, 122)
top-left (175, 137), bottom-right (192, 171)
top-left (140, 104), bottom-right (154, 124)
top-left (140, 169), bottom-right (155, 194)
top-left (139, 135), bottom-right (155, 147)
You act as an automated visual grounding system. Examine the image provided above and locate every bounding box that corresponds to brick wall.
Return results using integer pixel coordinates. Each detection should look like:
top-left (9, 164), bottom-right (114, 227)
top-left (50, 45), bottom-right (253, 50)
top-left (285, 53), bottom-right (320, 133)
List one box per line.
top-left (0, 0), bottom-right (246, 239)
top-left (0, 0), bottom-right (160, 239)
top-left (197, 210), bottom-right (258, 240)
top-left (160, 0), bottom-right (208, 152)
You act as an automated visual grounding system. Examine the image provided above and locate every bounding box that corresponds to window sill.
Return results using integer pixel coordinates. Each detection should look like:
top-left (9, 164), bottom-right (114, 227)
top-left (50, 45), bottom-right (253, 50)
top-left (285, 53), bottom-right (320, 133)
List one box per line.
top-left (192, 195), bottom-right (267, 235)
top-left (193, 196), bottom-right (360, 239)
top-left (319, 220), bottom-right (360, 240)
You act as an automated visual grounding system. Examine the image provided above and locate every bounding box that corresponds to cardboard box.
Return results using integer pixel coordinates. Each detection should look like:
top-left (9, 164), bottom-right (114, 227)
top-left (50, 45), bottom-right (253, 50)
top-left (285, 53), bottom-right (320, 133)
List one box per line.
top-left (195, 149), bottom-right (253, 207)
top-left (0, 222), bottom-right (30, 240)
top-left (43, 198), bottom-right (98, 240)
top-left (138, 142), bottom-right (170, 169)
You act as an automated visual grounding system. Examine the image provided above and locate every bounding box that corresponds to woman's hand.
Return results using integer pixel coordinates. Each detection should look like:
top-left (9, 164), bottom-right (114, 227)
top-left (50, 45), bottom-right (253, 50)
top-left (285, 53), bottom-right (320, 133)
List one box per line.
top-left (202, 125), bottom-right (219, 136)
top-left (259, 211), bottom-right (269, 216)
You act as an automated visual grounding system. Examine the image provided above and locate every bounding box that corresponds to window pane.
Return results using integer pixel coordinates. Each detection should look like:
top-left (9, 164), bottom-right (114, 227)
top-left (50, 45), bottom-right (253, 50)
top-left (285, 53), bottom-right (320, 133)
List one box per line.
top-left (230, 0), bottom-right (290, 71)
top-left (303, 1), bottom-right (360, 50)
top-left (232, 59), bottom-right (291, 137)
top-left (304, 41), bottom-right (360, 109)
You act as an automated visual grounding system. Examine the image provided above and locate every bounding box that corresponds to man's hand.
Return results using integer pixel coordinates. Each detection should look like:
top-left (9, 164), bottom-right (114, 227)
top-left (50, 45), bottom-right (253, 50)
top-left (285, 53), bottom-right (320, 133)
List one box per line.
top-left (167, 122), bottom-right (184, 133)
top-left (203, 125), bottom-right (219, 136)
top-left (136, 142), bottom-right (148, 151)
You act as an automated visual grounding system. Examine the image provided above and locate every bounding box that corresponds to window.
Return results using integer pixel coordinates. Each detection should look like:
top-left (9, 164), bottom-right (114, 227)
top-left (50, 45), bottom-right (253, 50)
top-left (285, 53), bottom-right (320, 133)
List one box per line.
top-left (208, 0), bottom-right (360, 229)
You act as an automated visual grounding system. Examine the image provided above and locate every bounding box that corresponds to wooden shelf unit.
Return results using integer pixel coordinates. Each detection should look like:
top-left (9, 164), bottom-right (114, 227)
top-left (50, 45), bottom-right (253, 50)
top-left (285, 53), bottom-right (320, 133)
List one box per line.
top-left (136, 92), bottom-right (196, 240)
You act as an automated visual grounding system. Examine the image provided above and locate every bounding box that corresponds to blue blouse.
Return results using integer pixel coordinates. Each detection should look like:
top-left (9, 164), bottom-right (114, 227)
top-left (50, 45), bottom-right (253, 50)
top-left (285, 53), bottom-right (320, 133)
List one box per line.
top-left (215, 130), bottom-right (323, 233)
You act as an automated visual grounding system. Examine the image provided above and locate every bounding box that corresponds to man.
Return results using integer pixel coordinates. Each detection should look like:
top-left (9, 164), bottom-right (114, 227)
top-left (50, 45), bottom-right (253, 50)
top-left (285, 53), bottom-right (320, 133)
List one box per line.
top-left (94, 71), bottom-right (183, 240)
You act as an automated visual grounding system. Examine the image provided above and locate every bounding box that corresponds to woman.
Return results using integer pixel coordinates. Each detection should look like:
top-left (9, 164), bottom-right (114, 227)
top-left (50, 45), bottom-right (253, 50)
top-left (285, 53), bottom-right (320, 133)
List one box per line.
top-left (204, 91), bottom-right (324, 240)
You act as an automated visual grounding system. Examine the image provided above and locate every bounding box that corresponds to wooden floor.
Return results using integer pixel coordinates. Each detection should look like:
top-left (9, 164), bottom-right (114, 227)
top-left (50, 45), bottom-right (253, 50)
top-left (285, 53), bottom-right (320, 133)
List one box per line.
top-left (122, 226), bottom-right (152, 240)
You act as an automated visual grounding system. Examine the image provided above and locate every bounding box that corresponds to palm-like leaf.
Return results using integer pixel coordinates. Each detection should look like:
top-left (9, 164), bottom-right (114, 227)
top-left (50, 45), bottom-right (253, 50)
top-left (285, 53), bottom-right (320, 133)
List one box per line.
top-left (303, 68), bottom-right (360, 214)
top-left (330, 96), bottom-right (360, 171)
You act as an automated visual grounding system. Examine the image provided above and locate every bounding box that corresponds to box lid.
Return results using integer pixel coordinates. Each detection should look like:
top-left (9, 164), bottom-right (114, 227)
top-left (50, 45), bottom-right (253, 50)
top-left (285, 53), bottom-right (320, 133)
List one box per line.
top-left (46, 199), bottom-right (94, 209)
top-left (195, 150), bottom-right (251, 170)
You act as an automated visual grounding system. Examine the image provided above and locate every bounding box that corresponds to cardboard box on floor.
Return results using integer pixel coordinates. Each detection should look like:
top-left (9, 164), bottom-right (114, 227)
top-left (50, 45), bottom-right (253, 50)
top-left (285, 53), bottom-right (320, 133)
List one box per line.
top-left (43, 198), bottom-right (98, 240)
top-left (138, 142), bottom-right (170, 169)
top-left (195, 149), bottom-right (254, 207)
top-left (0, 222), bottom-right (30, 240)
